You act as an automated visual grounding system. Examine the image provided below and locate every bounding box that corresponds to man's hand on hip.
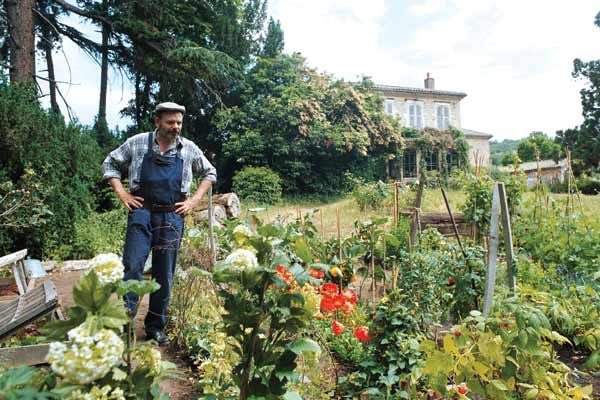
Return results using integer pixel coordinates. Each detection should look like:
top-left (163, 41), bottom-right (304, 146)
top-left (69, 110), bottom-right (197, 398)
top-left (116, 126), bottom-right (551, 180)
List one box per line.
top-left (175, 198), bottom-right (199, 215)
top-left (117, 191), bottom-right (144, 211)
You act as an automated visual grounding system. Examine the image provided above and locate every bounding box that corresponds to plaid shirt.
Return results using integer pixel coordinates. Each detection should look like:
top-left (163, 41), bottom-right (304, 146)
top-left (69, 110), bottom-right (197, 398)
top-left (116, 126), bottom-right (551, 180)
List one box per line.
top-left (101, 131), bottom-right (217, 194)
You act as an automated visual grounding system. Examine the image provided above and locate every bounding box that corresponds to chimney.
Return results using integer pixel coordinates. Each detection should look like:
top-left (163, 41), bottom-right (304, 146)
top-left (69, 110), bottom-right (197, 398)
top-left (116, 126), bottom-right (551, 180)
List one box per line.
top-left (424, 72), bottom-right (435, 90)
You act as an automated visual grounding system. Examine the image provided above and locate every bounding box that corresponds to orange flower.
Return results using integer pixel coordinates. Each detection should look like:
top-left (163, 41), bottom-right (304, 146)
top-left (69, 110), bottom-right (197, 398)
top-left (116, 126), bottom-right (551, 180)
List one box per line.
top-left (353, 326), bottom-right (370, 342)
top-left (332, 320), bottom-right (345, 336)
top-left (320, 296), bottom-right (336, 313)
top-left (275, 265), bottom-right (293, 285)
top-left (341, 289), bottom-right (358, 304)
top-left (332, 294), bottom-right (346, 309)
top-left (309, 268), bottom-right (325, 279)
top-left (320, 282), bottom-right (339, 297)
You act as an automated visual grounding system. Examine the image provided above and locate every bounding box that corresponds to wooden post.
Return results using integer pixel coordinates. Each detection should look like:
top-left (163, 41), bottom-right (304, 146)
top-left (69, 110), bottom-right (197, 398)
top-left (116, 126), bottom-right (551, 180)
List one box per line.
top-left (207, 186), bottom-right (216, 269)
top-left (409, 178), bottom-right (425, 247)
top-left (483, 183), bottom-right (501, 316)
top-left (441, 188), bottom-right (466, 258)
top-left (336, 208), bottom-right (342, 261)
top-left (393, 182), bottom-right (398, 227)
top-left (497, 183), bottom-right (515, 295)
top-left (320, 208), bottom-right (324, 241)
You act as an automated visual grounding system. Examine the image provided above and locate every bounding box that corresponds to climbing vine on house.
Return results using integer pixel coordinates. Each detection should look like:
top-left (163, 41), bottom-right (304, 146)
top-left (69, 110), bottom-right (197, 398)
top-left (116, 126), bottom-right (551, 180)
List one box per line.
top-left (402, 127), bottom-right (470, 173)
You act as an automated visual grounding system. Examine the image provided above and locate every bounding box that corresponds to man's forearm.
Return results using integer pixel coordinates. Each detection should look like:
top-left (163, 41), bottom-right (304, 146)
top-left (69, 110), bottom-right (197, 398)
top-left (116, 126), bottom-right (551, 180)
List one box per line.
top-left (108, 178), bottom-right (127, 196)
top-left (189, 179), bottom-right (213, 205)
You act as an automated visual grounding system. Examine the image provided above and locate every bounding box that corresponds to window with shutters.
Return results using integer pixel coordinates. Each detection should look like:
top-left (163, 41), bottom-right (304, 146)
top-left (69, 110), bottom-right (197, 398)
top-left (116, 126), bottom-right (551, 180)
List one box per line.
top-left (384, 99), bottom-right (395, 115)
top-left (406, 101), bottom-right (423, 129)
top-left (436, 104), bottom-right (450, 130)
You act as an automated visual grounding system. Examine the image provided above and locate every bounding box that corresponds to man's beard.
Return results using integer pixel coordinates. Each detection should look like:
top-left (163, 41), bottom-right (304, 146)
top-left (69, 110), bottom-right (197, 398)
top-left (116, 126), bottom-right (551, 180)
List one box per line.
top-left (157, 127), bottom-right (180, 141)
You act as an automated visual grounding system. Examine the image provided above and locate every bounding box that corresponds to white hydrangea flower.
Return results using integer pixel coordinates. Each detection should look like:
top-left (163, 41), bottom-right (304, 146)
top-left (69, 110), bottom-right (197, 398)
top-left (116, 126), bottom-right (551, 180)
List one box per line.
top-left (224, 248), bottom-right (258, 271)
top-left (233, 224), bottom-right (254, 238)
top-left (46, 325), bottom-right (124, 384)
top-left (87, 253), bottom-right (124, 285)
top-left (66, 384), bottom-right (125, 400)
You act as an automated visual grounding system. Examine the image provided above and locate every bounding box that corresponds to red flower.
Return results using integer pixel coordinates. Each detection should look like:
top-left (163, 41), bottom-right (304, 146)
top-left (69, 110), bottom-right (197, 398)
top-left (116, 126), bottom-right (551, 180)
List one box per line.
top-left (341, 301), bottom-right (354, 315)
top-left (275, 265), bottom-right (293, 285)
top-left (332, 320), bottom-right (345, 336)
top-left (309, 268), bottom-right (325, 279)
top-left (353, 326), bottom-right (370, 342)
top-left (341, 289), bottom-right (358, 304)
top-left (453, 329), bottom-right (462, 337)
top-left (456, 384), bottom-right (469, 395)
top-left (332, 294), bottom-right (346, 309)
top-left (321, 282), bottom-right (339, 297)
top-left (320, 296), bottom-right (337, 313)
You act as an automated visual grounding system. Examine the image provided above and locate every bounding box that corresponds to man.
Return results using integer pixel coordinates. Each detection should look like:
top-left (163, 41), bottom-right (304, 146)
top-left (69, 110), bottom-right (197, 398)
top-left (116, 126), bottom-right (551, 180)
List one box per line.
top-left (101, 102), bottom-right (216, 345)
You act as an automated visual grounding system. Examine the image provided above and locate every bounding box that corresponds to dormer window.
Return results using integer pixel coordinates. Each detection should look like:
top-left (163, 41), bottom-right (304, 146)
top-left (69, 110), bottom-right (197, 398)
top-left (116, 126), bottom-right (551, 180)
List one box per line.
top-left (384, 98), bottom-right (396, 115)
top-left (436, 103), bottom-right (450, 130)
top-left (406, 100), bottom-right (423, 129)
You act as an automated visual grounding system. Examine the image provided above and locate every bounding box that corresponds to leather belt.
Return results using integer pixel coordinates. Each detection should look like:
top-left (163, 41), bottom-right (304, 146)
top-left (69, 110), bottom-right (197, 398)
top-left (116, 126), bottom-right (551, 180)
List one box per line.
top-left (143, 201), bottom-right (177, 212)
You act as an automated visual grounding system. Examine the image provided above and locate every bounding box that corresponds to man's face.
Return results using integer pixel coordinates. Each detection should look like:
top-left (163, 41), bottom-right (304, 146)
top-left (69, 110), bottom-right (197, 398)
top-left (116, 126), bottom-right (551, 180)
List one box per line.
top-left (155, 112), bottom-right (183, 140)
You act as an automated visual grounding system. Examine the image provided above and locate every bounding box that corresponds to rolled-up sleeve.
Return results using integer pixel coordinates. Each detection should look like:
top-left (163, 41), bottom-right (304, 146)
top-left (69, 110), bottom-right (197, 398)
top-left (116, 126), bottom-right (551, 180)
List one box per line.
top-left (101, 140), bottom-right (132, 181)
top-left (192, 146), bottom-right (217, 183)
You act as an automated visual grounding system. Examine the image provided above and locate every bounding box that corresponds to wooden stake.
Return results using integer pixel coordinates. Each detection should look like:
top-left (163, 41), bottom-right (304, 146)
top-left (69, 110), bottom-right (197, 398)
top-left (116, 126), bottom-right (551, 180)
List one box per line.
top-left (393, 182), bottom-right (398, 226)
top-left (483, 183), bottom-right (501, 316)
top-left (498, 183), bottom-right (516, 295)
top-left (441, 187), bottom-right (466, 258)
top-left (336, 208), bottom-right (342, 261)
top-left (320, 208), bottom-right (324, 241)
top-left (207, 186), bottom-right (216, 269)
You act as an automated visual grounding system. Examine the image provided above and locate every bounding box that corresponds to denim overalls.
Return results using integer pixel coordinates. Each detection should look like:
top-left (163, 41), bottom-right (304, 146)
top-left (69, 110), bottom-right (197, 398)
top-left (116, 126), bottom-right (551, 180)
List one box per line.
top-left (122, 132), bottom-right (185, 334)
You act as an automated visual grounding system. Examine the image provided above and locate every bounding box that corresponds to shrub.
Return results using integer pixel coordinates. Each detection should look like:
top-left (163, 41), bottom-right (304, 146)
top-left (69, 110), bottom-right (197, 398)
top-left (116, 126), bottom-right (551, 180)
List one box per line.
top-left (577, 173), bottom-right (600, 195)
top-left (351, 180), bottom-right (391, 211)
top-left (70, 209), bottom-right (127, 259)
top-left (232, 166), bottom-right (282, 205)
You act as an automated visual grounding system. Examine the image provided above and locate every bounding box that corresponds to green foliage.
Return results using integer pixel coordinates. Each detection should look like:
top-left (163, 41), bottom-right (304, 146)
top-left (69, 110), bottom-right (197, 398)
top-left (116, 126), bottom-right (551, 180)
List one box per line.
top-left (0, 366), bottom-right (57, 399)
top-left (212, 221), bottom-right (321, 399)
top-left (516, 131), bottom-right (562, 162)
top-left (0, 81), bottom-right (103, 257)
top-left (490, 138), bottom-right (520, 166)
top-left (217, 55), bottom-right (402, 194)
top-left (350, 179), bottom-right (391, 211)
top-left (69, 209), bottom-right (127, 259)
top-left (261, 17), bottom-right (284, 58)
top-left (459, 172), bottom-right (494, 243)
top-left (232, 166), bottom-right (283, 205)
top-left (420, 305), bottom-right (593, 400)
top-left (576, 173), bottom-right (600, 194)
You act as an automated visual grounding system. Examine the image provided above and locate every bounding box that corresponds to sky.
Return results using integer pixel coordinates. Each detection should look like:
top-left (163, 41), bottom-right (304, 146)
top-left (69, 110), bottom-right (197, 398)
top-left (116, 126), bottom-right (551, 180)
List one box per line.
top-left (42, 1), bottom-right (600, 140)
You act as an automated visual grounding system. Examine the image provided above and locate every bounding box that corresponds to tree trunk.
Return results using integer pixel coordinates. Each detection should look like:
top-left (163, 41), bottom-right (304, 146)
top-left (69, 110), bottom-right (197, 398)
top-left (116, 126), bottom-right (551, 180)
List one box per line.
top-left (41, 25), bottom-right (60, 114)
top-left (98, 10), bottom-right (109, 126)
top-left (5, 0), bottom-right (36, 83)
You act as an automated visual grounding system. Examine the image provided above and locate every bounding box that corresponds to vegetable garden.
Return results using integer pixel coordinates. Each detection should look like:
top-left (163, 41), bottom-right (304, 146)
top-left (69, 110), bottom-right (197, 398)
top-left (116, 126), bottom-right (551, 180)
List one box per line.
top-left (1, 172), bottom-right (599, 400)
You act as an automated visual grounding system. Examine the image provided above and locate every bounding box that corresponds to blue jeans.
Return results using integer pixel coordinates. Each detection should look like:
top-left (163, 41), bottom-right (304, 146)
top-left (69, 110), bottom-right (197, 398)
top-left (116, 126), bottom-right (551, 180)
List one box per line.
top-left (122, 208), bottom-right (184, 333)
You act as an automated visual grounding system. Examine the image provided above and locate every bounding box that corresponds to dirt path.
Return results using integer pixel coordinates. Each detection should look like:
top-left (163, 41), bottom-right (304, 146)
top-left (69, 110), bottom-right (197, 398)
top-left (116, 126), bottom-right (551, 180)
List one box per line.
top-left (50, 270), bottom-right (201, 399)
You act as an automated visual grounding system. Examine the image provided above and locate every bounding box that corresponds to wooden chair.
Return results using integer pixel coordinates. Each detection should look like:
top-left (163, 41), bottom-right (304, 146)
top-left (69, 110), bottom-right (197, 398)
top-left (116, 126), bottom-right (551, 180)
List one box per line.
top-left (0, 249), bottom-right (63, 341)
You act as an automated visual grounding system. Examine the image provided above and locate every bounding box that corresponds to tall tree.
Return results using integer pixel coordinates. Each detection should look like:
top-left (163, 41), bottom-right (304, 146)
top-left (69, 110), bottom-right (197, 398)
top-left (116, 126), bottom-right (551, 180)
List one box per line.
top-left (4, 0), bottom-right (35, 82)
top-left (570, 10), bottom-right (600, 170)
top-left (261, 17), bottom-right (284, 58)
top-left (517, 131), bottom-right (562, 162)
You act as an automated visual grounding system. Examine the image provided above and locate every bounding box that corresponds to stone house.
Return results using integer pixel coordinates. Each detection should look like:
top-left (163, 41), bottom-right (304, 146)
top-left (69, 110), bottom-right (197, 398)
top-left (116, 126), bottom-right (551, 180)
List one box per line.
top-left (374, 74), bottom-right (492, 178)
top-left (518, 159), bottom-right (567, 188)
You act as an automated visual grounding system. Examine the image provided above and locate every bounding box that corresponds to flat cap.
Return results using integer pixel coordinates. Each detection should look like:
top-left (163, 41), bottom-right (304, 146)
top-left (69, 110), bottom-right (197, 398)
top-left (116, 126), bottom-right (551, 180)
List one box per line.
top-left (155, 102), bottom-right (186, 115)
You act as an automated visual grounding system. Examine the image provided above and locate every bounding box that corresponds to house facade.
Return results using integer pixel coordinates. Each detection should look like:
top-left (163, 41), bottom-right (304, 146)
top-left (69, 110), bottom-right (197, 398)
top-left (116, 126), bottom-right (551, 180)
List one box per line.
top-left (375, 74), bottom-right (492, 178)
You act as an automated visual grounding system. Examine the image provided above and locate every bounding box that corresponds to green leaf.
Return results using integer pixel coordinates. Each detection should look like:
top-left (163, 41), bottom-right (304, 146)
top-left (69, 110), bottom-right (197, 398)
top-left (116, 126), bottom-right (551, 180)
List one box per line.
top-left (293, 238), bottom-right (313, 264)
top-left (288, 338), bottom-right (320, 355)
top-left (73, 271), bottom-right (112, 311)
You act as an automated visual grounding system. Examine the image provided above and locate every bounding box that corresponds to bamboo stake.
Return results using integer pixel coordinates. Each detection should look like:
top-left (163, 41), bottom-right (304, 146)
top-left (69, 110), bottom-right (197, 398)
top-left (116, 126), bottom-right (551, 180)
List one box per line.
top-left (320, 208), bottom-right (324, 241)
top-left (207, 186), bottom-right (216, 269)
top-left (498, 183), bottom-right (516, 295)
top-left (336, 208), bottom-right (342, 261)
top-left (393, 182), bottom-right (398, 227)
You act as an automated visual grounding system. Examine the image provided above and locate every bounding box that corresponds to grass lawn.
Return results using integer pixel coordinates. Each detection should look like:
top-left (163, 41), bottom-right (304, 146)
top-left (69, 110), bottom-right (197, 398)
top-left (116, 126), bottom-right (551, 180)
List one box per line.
top-left (240, 188), bottom-right (599, 239)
